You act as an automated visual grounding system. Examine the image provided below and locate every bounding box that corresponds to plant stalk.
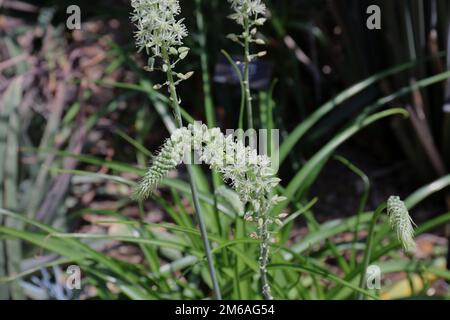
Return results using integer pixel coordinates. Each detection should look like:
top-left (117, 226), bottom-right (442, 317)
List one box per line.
top-left (258, 205), bottom-right (273, 300)
top-left (243, 17), bottom-right (254, 130)
top-left (162, 48), bottom-right (222, 300)
top-left (195, 0), bottom-right (216, 128)
top-left (195, 0), bottom-right (225, 247)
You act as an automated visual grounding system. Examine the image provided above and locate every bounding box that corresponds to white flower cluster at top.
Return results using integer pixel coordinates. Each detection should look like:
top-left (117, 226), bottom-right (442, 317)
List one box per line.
top-left (130, 0), bottom-right (188, 56)
top-left (226, 0), bottom-right (268, 68)
top-left (228, 0), bottom-right (267, 26)
top-left (387, 196), bottom-right (416, 252)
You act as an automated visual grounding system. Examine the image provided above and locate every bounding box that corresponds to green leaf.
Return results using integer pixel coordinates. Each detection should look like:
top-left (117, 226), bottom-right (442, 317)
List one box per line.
top-left (405, 174), bottom-right (450, 209)
top-left (279, 59), bottom-right (426, 165)
top-left (273, 108), bottom-right (408, 219)
top-left (268, 264), bottom-right (378, 299)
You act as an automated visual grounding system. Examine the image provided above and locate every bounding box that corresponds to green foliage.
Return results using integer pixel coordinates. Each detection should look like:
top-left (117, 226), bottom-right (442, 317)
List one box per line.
top-left (1, 0), bottom-right (450, 301)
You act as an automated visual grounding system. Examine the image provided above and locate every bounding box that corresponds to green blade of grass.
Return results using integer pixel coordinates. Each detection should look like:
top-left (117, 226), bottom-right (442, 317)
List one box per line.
top-left (278, 58), bottom-right (435, 165)
top-left (334, 155), bottom-right (370, 269)
top-left (272, 108), bottom-right (409, 220)
top-left (404, 174), bottom-right (450, 209)
top-left (0, 209), bottom-right (153, 299)
top-left (328, 211), bottom-right (450, 299)
top-left (268, 264), bottom-right (378, 300)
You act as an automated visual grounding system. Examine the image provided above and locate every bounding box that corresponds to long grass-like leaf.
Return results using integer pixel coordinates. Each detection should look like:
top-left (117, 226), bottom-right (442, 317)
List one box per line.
top-left (272, 108), bottom-right (409, 219)
top-left (279, 58), bottom-right (438, 165)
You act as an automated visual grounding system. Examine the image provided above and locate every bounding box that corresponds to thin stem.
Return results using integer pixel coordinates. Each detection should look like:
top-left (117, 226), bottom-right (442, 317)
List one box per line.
top-left (161, 48), bottom-right (222, 300)
top-left (357, 203), bottom-right (386, 300)
top-left (162, 52), bottom-right (183, 128)
top-left (243, 17), bottom-right (254, 130)
top-left (334, 155), bottom-right (370, 269)
top-left (195, 0), bottom-right (216, 128)
top-left (186, 166), bottom-right (222, 299)
top-left (195, 0), bottom-right (225, 246)
top-left (257, 203), bottom-right (273, 300)
top-left (242, 15), bottom-right (270, 300)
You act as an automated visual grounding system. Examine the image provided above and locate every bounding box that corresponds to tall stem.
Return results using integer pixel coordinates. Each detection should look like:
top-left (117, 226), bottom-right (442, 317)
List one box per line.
top-left (357, 203), bottom-right (386, 300)
top-left (243, 18), bottom-right (254, 130)
top-left (195, 0), bottom-right (216, 128)
top-left (195, 0), bottom-right (225, 243)
top-left (242, 15), bottom-right (270, 299)
top-left (163, 52), bottom-right (183, 128)
top-left (162, 48), bottom-right (222, 300)
top-left (258, 207), bottom-right (273, 300)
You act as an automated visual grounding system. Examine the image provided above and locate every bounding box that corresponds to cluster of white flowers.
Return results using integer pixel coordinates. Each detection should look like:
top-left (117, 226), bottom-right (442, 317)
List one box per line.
top-left (228, 0), bottom-right (267, 26)
top-left (135, 123), bottom-right (285, 218)
top-left (133, 127), bottom-right (192, 200)
top-left (227, 0), bottom-right (267, 53)
top-left (131, 0), bottom-right (192, 92)
top-left (192, 123), bottom-right (284, 215)
top-left (130, 0), bottom-right (188, 56)
top-left (387, 196), bottom-right (416, 253)
top-left (134, 123), bottom-right (286, 300)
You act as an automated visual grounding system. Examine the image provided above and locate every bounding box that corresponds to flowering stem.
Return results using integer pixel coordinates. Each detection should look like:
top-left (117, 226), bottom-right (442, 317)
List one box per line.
top-left (357, 203), bottom-right (386, 300)
top-left (258, 207), bottom-right (273, 300)
top-left (161, 48), bottom-right (222, 300)
top-left (195, 0), bottom-right (225, 245)
top-left (243, 17), bottom-right (254, 130)
top-left (186, 165), bottom-right (222, 300)
top-left (162, 51), bottom-right (183, 128)
top-left (242, 13), bottom-right (271, 299)
top-left (195, 0), bottom-right (216, 128)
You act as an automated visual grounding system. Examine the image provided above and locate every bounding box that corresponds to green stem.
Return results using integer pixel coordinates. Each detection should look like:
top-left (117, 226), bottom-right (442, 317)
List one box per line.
top-left (242, 15), bottom-right (270, 299)
top-left (162, 52), bottom-right (183, 128)
top-left (195, 0), bottom-right (225, 245)
top-left (195, 0), bottom-right (216, 128)
top-left (334, 155), bottom-right (370, 269)
top-left (257, 202), bottom-right (273, 300)
top-left (357, 203), bottom-right (386, 300)
top-left (161, 48), bottom-right (222, 300)
top-left (243, 17), bottom-right (254, 130)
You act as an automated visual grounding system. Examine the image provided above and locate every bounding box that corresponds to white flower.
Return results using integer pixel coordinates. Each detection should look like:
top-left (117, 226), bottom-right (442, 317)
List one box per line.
top-left (130, 0), bottom-right (188, 55)
top-left (134, 123), bottom-right (279, 220)
top-left (228, 0), bottom-right (266, 26)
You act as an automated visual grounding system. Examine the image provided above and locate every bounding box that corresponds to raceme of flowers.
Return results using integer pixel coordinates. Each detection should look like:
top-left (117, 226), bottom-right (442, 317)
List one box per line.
top-left (227, 0), bottom-right (267, 55)
top-left (130, 0), bottom-right (193, 93)
top-left (130, 0), bottom-right (188, 56)
top-left (134, 123), bottom-right (286, 221)
top-left (228, 0), bottom-right (267, 26)
top-left (133, 122), bottom-right (286, 299)
top-left (133, 126), bottom-right (192, 200)
top-left (387, 196), bottom-right (416, 252)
